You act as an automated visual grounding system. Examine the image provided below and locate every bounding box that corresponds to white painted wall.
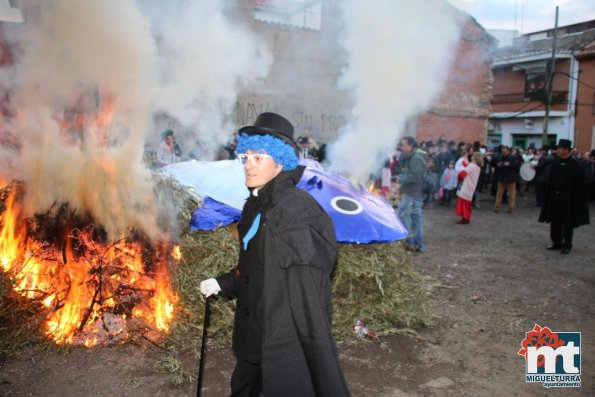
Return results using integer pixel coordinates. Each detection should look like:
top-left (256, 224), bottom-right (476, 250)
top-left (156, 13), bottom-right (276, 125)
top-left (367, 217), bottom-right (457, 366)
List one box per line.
top-left (491, 115), bottom-right (572, 147)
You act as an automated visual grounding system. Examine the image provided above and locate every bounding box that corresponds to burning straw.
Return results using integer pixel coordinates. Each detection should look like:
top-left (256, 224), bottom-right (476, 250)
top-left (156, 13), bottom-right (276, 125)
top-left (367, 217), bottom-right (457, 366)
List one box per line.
top-left (0, 183), bottom-right (179, 351)
top-left (0, 271), bottom-right (47, 355)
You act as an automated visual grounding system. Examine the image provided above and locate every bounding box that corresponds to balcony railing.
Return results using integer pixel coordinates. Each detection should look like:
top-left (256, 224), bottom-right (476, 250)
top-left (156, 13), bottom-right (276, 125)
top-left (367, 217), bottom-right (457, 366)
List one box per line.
top-left (491, 90), bottom-right (568, 105)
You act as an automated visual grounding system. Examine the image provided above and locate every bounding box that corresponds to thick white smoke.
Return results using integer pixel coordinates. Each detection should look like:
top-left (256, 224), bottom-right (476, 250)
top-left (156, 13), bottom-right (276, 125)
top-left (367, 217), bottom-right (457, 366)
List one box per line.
top-left (143, 0), bottom-right (271, 157)
top-left (2, 0), bottom-right (158, 238)
top-left (328, 0), bottom-right (463, 182)
top-left (0, 0), bottom-right (270, 238)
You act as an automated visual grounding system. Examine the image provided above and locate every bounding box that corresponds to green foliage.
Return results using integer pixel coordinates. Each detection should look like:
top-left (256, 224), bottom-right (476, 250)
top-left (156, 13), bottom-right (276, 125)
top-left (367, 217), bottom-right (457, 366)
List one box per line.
top-left (332, 242), bottom-right (433, 338)
top-left (155, 353), bottom-right (195, 386)
top-left (165, 228), bottom-right (238, 356)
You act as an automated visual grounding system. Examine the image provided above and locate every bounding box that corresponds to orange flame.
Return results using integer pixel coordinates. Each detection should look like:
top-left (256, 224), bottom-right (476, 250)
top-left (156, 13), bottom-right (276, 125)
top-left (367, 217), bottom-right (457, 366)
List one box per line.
top-left (0, 190), bottom-right (179, 346)
top-left (154, 255), bottom-right (176, 332)
top-left (171, 244), bottom-right (181, 261)
top-left (57, 87), bottom-right (117, 148)
top-left (0, 190), bottom-right (26, 272)
top-left (96, 92), bottom-right (116, 129)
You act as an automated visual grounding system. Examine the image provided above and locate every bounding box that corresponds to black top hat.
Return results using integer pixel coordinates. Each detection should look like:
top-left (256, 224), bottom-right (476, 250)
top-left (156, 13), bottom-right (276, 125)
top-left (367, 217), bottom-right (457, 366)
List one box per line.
top-left (239, 112), bottom-right (299, 154)
top-left (557, 139), bottom-right (572, 149)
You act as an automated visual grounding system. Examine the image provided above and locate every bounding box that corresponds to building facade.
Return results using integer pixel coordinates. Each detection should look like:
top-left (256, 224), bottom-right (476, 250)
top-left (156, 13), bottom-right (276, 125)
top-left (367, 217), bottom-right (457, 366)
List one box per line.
top-left (232, 0), bottom-right (348, 143)
top-left (489, 20), bottom-right (595, 152)
top-left (234, 1), bottom-right (495, 146)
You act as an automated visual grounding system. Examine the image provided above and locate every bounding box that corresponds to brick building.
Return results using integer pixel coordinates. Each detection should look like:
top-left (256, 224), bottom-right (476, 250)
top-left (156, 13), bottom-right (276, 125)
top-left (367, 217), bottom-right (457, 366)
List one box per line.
top-left (415, 15), bottom-right (495, 145)
top-left (489, 20), bottom-right (595, 152)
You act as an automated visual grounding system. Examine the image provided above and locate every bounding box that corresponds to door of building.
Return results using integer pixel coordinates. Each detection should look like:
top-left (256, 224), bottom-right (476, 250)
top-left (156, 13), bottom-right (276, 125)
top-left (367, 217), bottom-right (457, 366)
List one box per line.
top-left (512, 134), bottom-right (527, 149)
top-left (512, 134), bottom-right (556, 149)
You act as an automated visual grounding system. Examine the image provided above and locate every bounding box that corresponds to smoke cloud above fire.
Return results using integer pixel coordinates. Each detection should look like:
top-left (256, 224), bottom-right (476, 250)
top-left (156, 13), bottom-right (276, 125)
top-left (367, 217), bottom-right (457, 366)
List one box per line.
top-left (0, 0), bottom-right (269, 238)
top-left (143, 1), bottom-right (271, 157)
top-left (327, 0), bottom-right (463, 183)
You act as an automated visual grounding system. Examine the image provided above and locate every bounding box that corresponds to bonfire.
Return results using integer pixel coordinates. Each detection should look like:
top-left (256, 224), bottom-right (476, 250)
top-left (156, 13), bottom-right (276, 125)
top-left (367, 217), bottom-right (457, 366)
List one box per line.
top-left (0, 184), bottom-right (179, 347)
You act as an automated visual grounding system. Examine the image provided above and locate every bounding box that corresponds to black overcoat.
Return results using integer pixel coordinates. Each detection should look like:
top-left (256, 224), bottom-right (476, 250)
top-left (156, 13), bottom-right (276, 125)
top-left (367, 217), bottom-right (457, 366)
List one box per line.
top-left (538, 156), bottom-right (590, 228)
top-left (217, 166), bottom-right (351, 397)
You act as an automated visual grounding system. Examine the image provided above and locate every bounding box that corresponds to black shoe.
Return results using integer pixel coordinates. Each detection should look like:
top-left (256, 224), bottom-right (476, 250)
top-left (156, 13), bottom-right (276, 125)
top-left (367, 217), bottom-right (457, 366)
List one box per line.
top-left (560, 248), bottom-right (571, 254)
top-left (546, 245), bottom-right (562, 251)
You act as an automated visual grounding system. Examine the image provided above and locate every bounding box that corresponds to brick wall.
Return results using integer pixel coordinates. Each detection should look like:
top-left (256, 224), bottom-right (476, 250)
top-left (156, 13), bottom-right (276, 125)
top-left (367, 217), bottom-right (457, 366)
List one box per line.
top-left (575, 56), bottom-right (595, 152)
top-left (416, 17), bottom-right (494, 145)
top-left (417, 113), bottom-right (488, 144)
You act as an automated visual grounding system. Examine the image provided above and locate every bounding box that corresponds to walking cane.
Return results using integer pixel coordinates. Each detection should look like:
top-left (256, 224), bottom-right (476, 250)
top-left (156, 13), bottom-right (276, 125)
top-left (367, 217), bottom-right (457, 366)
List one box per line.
top-left (196, 296), bottom-right (212, 397)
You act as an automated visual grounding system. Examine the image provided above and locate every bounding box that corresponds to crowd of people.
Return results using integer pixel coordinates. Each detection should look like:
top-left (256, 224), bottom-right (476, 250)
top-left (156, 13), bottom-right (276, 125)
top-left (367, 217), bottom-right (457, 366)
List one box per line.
top-left (384, 136), bottom-right (594, 254)
top-left (150, 125), bottom-right (593, 256)
top-left (149, 128), bottom-right (328, 170)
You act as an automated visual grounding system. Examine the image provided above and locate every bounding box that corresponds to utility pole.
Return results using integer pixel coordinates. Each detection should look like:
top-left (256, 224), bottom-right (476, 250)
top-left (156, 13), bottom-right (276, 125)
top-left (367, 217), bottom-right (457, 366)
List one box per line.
top-left (542, 6), bottom-right (559, 146)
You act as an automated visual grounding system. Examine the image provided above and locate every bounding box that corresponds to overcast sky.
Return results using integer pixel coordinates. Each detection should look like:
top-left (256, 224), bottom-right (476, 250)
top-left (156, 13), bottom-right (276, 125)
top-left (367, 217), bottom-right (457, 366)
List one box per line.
top-left (451, 0), bottom-right (595, 33)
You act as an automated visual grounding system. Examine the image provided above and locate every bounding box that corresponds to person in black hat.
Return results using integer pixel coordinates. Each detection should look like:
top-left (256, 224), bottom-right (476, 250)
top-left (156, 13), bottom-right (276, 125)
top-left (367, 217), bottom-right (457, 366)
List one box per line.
top-left (199, 113), bottom-right (351, 396)
top-left (538, 139), bottom-right (590, 254)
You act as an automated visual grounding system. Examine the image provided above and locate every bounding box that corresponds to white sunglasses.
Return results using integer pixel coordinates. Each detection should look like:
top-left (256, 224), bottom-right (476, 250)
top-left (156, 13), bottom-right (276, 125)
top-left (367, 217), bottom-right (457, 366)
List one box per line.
top-left (236, 153), bottom-right (273, 167)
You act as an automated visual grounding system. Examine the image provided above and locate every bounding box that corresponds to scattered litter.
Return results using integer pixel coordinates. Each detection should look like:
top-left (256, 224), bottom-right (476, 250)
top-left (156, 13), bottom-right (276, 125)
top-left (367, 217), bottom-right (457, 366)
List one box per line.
top-left (353, 319), bottom-right (378, 339)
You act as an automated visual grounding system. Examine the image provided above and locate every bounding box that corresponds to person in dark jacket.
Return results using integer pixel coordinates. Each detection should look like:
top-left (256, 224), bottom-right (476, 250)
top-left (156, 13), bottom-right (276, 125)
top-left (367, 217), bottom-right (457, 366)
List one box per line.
top-left (491, 145), bottom-right (520, 213)
top-left (436, 144), bottom-right (454, 182)
top-left (200, 113), bottom-right (351, 397)
top-left (397, 136), bottom-right (427, 252)
top-left (582, 149), bottom-right (595, 201)
top-left (534, 145), bottom-right (553, 207)
top-left (590, 149), bottom-right (595, 201)
top-left (539, 139), bottom-right (590, 254)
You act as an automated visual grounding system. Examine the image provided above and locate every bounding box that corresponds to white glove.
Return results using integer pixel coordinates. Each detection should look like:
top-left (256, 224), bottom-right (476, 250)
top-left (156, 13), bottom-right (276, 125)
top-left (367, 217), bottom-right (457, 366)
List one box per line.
top-left (200, 278), bottom-right (221, 297)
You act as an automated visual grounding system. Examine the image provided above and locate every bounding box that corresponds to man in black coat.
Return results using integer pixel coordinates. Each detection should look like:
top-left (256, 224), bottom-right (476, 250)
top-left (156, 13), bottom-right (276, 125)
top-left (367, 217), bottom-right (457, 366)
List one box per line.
top-left (200, 113), bottom-right (351, 397)
top-left (539, 139), bottom-right (590, 254)
top-left (587, 149), bottom-right (595, 201)
top-left (491, 145), bottom-right (520, 213)
top-left (534, 145), bottom-right (554, 207)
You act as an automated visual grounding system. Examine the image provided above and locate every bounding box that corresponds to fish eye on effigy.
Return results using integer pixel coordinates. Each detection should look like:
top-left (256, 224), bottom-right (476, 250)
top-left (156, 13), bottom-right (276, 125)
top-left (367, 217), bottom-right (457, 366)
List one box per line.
top-left (331, 196), bottom-right (364, 215)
